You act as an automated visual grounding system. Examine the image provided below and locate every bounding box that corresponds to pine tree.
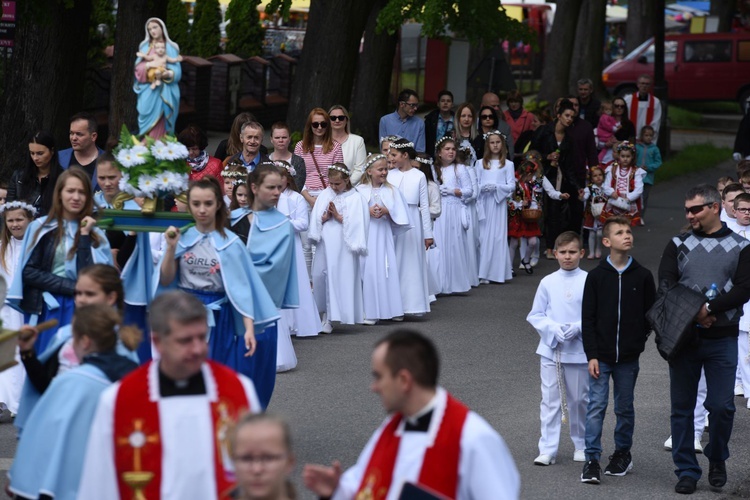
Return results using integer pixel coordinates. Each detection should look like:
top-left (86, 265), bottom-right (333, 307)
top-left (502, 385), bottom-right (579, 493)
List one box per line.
top-left (166, 0), bottom-right (192, 55)
top-left (192, 0), bottom-right (222, 58)
top-left (225, 0), bottom-right (263, 58)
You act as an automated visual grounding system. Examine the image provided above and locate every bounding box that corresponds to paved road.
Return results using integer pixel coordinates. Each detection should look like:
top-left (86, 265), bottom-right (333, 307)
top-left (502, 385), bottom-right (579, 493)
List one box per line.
top-left (0, 158), bottom-right (746, 500)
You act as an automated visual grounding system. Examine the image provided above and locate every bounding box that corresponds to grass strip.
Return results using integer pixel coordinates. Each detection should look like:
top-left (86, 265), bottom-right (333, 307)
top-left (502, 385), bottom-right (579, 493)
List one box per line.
top-left (655, 143), bottom-right (732, 183)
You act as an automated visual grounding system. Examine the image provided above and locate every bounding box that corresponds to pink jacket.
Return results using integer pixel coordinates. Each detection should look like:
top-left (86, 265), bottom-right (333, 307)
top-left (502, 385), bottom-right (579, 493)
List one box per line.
top-left (503, 109), bottom-right (534, 143)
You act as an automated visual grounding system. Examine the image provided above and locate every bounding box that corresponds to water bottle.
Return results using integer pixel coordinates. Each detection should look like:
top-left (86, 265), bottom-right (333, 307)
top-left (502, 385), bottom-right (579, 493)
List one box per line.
top-left (705, 283), bottom-right (719, 301)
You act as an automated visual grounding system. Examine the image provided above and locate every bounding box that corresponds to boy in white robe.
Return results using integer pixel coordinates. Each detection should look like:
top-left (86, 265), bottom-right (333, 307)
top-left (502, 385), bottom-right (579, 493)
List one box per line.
top-left (527, 231), bottom-right (589, 466)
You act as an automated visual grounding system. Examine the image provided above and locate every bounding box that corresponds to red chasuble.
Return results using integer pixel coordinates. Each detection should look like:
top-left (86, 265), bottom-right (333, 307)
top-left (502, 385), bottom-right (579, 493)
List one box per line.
top-left (629, 93), bottom-right (655, 128)
top-left (356, 394), bottom-right (470, 500)
top-left (113, 361), bottom-right (250, 499)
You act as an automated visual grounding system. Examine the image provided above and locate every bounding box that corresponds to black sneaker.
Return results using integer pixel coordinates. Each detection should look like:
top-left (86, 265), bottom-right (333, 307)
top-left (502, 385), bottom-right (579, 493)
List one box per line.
top-left (708, 461), bottom-right (727, 487)
top-left (675, 476), bottom-right (697, 494)
top-left (604, 450), bottom-right (633, 476)
top-left (581, 459), bottom-right (601, 484)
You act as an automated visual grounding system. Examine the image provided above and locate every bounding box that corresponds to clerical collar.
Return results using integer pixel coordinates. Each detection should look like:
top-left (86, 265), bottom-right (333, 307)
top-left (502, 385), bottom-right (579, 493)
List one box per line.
top-left (638, 93), bottom-right (649, 101)
top-left (159, 368), bottom-right (206, 397)
top-left (404, 392), bottom-right (438, 432)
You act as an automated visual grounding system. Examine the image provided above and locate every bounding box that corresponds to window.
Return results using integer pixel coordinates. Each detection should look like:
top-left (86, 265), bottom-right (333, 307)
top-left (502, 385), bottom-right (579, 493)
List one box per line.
top-left (636, 41), bottom-right (677, 64)
top-left (684, 41), bottom-right (732, 63)
top-left (739, 41), bottom-right (750, 62)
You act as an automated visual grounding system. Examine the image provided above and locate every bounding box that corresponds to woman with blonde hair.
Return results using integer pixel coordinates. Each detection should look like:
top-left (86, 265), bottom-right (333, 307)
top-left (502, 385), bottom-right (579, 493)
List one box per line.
top-left (329, 105), bottom-right (367, 185)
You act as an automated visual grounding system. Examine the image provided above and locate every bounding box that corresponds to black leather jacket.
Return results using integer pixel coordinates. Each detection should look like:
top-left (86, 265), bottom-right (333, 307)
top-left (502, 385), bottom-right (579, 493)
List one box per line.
top-left (20, 230), bottom-right (96, 315)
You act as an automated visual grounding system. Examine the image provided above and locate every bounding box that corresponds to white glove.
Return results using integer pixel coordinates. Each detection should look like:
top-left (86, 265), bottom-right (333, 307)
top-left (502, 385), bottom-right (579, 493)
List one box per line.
top-left (734, 152), bottom-right (742, 162)
top-left (482, 184), bottom-right (496, 192)
top-left (563, 324), bottom-right (579, 340)
top-left (554, 326), bottom-right (567, 344)
top-left (439, 184), bottom-right (451, 196)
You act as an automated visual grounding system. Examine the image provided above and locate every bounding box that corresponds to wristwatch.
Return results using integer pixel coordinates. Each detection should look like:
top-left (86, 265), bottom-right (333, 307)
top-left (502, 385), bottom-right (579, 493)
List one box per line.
top-left (705, 302), bottom-right (712, 314)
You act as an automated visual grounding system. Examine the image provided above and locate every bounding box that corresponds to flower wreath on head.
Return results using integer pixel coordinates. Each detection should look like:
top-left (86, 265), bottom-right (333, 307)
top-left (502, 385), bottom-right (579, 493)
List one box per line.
top-left (232, 178), bottom-right (247, 187)
top-left (221, 167), bottom-right (246, 179)
top-left (380, 135), bottom-right (401, 144)
top-left (328, 164), bottom-right (350, 177)
top-left (415, 156), bottom-right (433, 166)
top-left (0, 200), bottom-right (37, 217)
top-left (364, 154), bottom-right (387, 171)
top-left (435, 136), bottom-right (453, 149)
top-left (616, 141), bottom-right (636, 154)
top-left (523, 151), bottom-right (543, 163)
top-left (482, 129), bottom-right (507, 142)
top-left (271, 161), bottom-right (296, 177)
top-left (389, 141), bottom-right (414, 150)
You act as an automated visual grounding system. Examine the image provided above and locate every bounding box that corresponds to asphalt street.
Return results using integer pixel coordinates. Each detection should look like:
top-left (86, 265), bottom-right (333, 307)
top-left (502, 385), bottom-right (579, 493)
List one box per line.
top-left (0, 157), bottom-right (747, 499)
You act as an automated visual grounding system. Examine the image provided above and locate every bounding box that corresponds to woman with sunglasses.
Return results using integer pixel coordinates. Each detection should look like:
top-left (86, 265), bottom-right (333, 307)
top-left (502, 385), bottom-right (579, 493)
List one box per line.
top-left (293, 108), bottom-right (344, 274)
top-left (471, 106), bottom-right (501, 161)
top-left (599, 97), bottom-right (636, 163)
top-left (329, 105), bottom-right (366, 185)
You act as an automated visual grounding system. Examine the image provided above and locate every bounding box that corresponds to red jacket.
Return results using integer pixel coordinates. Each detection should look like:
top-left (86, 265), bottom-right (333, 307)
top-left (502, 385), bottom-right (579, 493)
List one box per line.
top-left (503, 109), bottom-right (534, 143)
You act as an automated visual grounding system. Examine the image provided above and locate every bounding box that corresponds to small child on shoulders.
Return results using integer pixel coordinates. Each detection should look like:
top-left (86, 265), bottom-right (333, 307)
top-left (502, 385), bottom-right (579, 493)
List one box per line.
top-left (527, 231), bottom-right (589, 466)
top-left (580, 216), bottom-right (655, 485)
top-left (596, 101), bottom-right (617, 162)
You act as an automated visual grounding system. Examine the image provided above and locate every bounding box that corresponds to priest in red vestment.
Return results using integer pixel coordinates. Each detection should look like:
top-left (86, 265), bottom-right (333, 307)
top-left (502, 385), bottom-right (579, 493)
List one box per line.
top-left (303, 329), bottom-right (520, 500)
top-left (77, 291), bottom-right (260, 500)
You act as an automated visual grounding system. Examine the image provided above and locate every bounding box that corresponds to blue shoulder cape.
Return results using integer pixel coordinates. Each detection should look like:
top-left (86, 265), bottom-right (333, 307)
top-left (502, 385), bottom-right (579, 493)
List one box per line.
top-left (247, 208), bottom-right (299, 310)
top-left (9, 364), bottom-right (112, 500)
top-left (153, 227), bottom-right (279, 334)
top-left (6, 217), bottom-right (113, 313)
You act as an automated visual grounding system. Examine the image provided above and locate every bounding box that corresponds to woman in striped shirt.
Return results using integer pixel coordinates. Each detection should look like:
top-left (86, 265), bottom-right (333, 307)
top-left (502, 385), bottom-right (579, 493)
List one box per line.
top-left (294, 108), bottom-right (344, 207)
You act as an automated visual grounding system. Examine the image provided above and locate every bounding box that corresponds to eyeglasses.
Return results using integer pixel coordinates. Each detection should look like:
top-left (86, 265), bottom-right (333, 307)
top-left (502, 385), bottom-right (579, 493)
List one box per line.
top-left (234, 453), bottom-right (287, 467)
top-left (401, 101), bottom-right (419, 109)
top-left (735, 207), bottom-right (750, 214)
top-left (330, 115), bottom-right (347, 122)
top-left (480, 115), bottom-right (494, 120)
top-left (311, 121), bottom-right (328, 129)
top-left (684, 202), bottom-right (715, 215)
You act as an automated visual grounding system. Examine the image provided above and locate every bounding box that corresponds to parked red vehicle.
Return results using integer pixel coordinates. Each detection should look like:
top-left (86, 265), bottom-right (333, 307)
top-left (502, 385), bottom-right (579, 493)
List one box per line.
top-left (602, 32), bottom-right (750, 109)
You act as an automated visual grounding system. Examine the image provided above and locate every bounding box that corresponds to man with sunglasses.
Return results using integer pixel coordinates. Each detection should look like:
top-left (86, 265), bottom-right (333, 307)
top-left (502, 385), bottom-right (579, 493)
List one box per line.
top-left (379, 89), bottom-right (426, 153)
top-left (658, 184), bottom-right (750, 494)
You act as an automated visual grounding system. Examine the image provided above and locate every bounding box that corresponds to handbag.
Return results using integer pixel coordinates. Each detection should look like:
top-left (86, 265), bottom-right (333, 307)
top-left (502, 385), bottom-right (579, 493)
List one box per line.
top-left (591, 202), bottom-right (605, 218)
top-left (610, 196), bottom-right (630, 211)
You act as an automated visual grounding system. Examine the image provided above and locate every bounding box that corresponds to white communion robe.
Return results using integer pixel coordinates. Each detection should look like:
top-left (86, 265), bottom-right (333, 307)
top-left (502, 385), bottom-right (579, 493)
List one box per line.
top-left (526, 267), bottom-right (589, 456)
top-left (387, 168), bottom-right (433, 314)
top-left (77, 361), bottom-right (260, 500)
top-left (463, 163), bottom-right (481, 287)
top-left (333, 387), bottom-right (520, 500)
top-left (0, 237), bottom-right (25, 414)
top-left (476, 159), bottom-right (515, 283)
top-left (308, 187), bottom-right (369, 325)
top-left (433, 163), bottom-right (473, 294)
top-left (356, 183), bottom-right (412, 321)
top-left (277, 189), bottom-right (322, 339)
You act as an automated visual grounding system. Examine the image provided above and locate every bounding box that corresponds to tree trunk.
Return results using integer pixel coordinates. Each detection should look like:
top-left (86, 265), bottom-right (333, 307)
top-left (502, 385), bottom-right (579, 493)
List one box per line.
top-left (625, 0), bottom-right (656, 54)
top-left (285, 0), bottom-right (373, 133)
top-left (108, 0), bottom-right (150, 140)
top-left (349, 0), bottom-right (398, 147)
top-left (0, 0), bottom-right (93, 177)
top-left (568, 0), bottom-right (608, 96)
top-left (538, 0), bottom-right (583, 105)
top-left (710, 0), bottom-right (734, 33)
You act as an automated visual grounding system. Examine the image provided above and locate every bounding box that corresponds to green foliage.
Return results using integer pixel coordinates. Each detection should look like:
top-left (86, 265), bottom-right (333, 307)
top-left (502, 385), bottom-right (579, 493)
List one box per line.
top-left (166, 0), bottom-right (193, 55)
top-left (88, 0), bottom-right (116, 65)
top-left (192, 0), bottom-right (222, 58)
top-left (226, 0), bottom-right (263, 58)
top-left (376, 0), bottom-right (534, 46)
top-left (669, 106), bottom-right (702, 129)
top-left (264, 0), bottom-right (292, 20)
top-left (655, 143), bottom-right (732, 183)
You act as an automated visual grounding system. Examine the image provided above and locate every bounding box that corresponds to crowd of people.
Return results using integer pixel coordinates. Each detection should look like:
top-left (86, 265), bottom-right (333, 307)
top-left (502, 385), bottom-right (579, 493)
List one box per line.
top-left (0, 72), bottom-right (745, 498)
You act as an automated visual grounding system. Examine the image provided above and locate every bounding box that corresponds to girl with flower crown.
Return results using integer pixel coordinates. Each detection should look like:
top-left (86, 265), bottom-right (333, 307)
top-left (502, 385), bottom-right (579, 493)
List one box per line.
top-left (356, 154), bottom-right (411, 325)
top-left (457, 145), bottom-right (480, 287)
top-left (309, 163), bottom-right (369, 333)
top-left (600, 141), bottom-right (645, 226)
top-left (433, 136), bottom-right (474, 294)
top-left (8, 169), bottom-right (112, 352)
top-left (476, 130), bottom-right (515, 284)
top-left (0, 201), bottom-right (35, 416)
top-left (275, 160), bottom-right (322, 339)
top-left (415, 153), bottom-right (442, 297)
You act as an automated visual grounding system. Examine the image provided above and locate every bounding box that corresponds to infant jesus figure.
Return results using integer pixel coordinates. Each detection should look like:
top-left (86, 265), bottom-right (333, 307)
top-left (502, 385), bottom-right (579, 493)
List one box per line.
top-left (137, 41), bottom-right (183, 89)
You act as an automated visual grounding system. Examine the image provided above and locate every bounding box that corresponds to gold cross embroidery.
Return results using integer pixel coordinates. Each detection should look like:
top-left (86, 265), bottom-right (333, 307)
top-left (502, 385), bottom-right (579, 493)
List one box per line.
top-left (117, 419), bottom-right (160, 472)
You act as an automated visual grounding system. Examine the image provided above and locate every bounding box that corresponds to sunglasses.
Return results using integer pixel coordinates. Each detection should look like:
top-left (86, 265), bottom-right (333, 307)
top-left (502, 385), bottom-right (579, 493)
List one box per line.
top-left (330, 115), bottom-right (347, 122)
top-left (613, 104), bottom-right (625, 108)
top-left (481, 114), bottom-right (494, 119)
top-left (684, 202), bottom-right (715, 215)
top-left (401, 101), bottom-right (419, 109)
top-left (312, 121), bottom-right (328, 129)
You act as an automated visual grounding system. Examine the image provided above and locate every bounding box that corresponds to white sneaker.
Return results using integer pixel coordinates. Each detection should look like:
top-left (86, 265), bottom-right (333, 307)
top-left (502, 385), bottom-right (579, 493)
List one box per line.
top-left (479, 279), bottom-right (490, 285)
top-left (533, 454), bottom-right (556, 466)
top-left (574, 450), bottom-right (586, 462)
top-left (518, 263), bottom-right (525, 270)
top-left (736, 384), bottom-right (745, 397)
top-left (664, 436), bottom-right (672, 450)
top-left (391, 316), bottom-right (404, 322)
top-left (321, 321), bottom-right (333, 334)
top-left (530, 258), bottom-right (539, 267)
top-left (694, 438), bottom-right (703, 453)
top-left (363, 319), bottom-right (377, 326)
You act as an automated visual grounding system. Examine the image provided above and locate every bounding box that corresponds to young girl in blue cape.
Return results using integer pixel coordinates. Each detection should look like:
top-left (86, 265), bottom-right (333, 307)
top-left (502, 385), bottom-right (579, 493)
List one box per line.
top-left (159, 176), bottom-right (279, 407)
top-left (8, 168), bottom-right (112, 352)
top-left (9, 304), bottom-right (140, 500)
top-left (230, 163), bottom-right (298, 404)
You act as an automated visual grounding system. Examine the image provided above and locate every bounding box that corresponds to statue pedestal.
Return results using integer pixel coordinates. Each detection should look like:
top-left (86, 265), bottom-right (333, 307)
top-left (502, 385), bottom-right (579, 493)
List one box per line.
top-left (98, 209), bottom-right (194, 233)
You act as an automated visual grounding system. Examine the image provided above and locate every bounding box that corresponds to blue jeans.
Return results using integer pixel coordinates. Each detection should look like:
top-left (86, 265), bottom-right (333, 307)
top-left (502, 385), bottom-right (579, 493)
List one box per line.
top-left (669, 336), bottom-right (737, 480)
top-left (584, 359), bottom-right (640, 461)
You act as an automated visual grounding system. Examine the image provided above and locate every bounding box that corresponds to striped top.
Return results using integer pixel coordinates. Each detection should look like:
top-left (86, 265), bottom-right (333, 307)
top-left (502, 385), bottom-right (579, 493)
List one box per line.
top-left (293, 141), bottom-right (344, 191)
